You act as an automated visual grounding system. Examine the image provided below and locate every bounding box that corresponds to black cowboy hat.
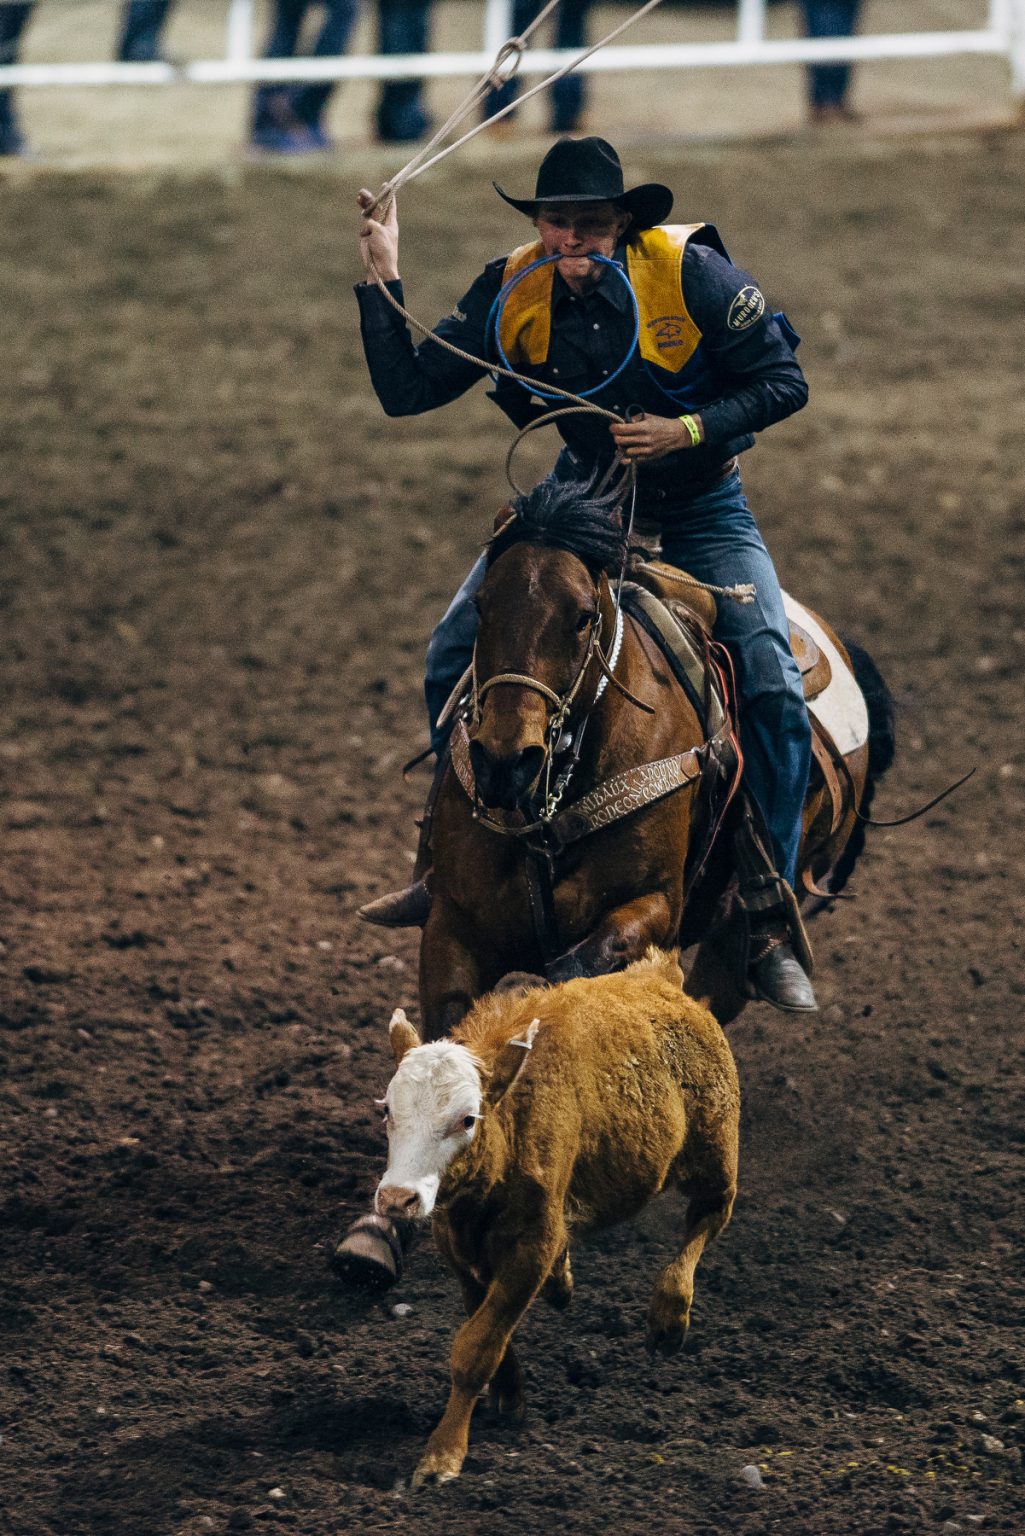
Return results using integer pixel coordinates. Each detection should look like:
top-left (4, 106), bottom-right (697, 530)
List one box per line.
top-left (493, 136), bottom-right (673, 231)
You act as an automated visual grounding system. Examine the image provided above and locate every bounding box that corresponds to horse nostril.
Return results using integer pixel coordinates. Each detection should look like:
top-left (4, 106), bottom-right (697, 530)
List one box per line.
top-left (469, 743), bottom-right (545, 808)
top-left (515, 746), bottom-right (545, 788)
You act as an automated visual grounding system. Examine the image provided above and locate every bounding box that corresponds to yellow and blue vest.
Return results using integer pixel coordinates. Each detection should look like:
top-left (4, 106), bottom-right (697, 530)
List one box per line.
top-left (495, 224), bottom-right (732, 408)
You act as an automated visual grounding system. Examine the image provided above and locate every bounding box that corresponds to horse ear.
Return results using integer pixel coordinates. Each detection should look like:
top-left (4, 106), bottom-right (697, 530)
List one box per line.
top-left (388, 1008), bottom-right (421, 1066)
top-left (485, 1019), bottom-right (540, 1106)
top-left (493, 504), bottom-right (517, 533)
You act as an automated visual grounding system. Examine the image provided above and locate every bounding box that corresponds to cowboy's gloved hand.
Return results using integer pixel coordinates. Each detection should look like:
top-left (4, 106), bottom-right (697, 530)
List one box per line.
top-left (358, 188), bottom-right (400, 283)
top-left (609, 412), bottom-right (703, 462)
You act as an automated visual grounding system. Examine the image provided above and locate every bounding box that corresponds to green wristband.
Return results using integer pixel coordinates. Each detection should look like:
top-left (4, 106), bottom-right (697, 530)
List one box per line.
top-left (679, 413), bottom-right (702, 447)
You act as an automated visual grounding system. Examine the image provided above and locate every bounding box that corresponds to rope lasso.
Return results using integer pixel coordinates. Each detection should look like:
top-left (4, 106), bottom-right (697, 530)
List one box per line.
top-left (358, 0), bottom-right (757, 609)
top-left (363, 0), bottom-right (670, 218)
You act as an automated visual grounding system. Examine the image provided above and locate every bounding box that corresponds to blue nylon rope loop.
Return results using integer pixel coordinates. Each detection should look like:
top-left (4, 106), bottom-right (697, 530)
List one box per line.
top-left (487, 253), bottom-right (641, 403)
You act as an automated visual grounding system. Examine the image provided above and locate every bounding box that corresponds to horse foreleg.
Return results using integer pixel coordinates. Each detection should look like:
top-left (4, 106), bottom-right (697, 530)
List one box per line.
top-left (546, 891), bottom-right (674, 983)
top-left (686, 907), bottom-right (749, 1026)
top-left (419, 898), bottom-right (482, 1041)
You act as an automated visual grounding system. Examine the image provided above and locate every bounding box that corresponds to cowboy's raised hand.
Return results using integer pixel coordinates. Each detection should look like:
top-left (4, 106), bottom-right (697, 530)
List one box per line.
top-left (609, 412), bottom-right (702, 463)
top-left (357, 187), bottom-right (400, 282)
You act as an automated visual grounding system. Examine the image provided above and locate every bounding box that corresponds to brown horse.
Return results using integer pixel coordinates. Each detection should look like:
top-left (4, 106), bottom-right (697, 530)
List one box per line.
top-left (417, 478), bottom-right (892, 1038)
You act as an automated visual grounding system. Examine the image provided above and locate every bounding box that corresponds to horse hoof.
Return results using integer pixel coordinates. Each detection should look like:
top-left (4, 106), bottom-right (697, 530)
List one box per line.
top-left (330, 1214), bottom-right (403, 1291)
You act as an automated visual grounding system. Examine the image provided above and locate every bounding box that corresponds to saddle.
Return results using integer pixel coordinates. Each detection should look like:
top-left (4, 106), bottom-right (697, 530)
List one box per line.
top-left (631, 559), bottom-right (832, 704)
top-left (628, 565), bottom-right (851, 860)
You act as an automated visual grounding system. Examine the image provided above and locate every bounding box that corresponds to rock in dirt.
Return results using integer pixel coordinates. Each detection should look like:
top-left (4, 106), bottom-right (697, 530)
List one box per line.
top-left (738, 1464), bottom-right (765, 1488)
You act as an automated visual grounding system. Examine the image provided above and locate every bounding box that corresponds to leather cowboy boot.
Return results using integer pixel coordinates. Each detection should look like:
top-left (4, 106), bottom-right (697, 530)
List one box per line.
top-left (357, 876), bottom-right (431, 928)
top-left (735, 796), bottom-right (818, 1015)
top-left (356, 749), bottom-right (448, 928)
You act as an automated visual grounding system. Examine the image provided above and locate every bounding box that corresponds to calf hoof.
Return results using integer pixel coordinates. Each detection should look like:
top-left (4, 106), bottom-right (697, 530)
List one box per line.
top-left (488, 1381), bottom-right (526, 1419)
top-left (645, 1294), bottom-right (690, 1356)
top-left (542, 1250), bottom-right (574, 1310)
top-left (329, 1214), bottom-right (403, 1291)
top-left (645, 1321), bottom-right (686, 1357)
top-left (412, 1448), bottom-right (464, 1488)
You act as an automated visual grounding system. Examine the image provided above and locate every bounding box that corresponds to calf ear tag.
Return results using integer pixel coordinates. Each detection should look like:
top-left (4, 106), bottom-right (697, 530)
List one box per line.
top-left (487, 1018), bottom-right (541, 1105)
top-left (510, 1019), bottom-right (540, 1050)
top-left (389, 1007), bottom-right (422, 1066)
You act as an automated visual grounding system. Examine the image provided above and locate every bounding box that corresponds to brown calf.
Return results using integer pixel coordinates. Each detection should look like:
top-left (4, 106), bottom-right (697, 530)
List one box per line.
top-left (375, 948), bottom-right (740, 1487)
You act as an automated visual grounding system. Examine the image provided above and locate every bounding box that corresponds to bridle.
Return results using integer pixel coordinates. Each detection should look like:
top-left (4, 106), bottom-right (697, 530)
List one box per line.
top-left (464, 561), bottom-right (652, 832)
top-left (467, 594), bottom-right (606, 828)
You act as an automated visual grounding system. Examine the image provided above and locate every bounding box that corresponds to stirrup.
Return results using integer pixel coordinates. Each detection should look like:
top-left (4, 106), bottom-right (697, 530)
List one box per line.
top-left (357, 876), bottom-right (431, 928)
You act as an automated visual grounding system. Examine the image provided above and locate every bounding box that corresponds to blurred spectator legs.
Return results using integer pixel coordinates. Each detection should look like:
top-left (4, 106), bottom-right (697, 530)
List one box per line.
top-left (484, 0), bottom-right (590, 134)
top-left (0, 0), bottom-right (34, 156)
top-left (375, 0), bottom-right (431, 144)
top-left (117, 0), bottom-right (175, 64)
top-left (252, 0), bottom-right (358, 152)
top-left (802, 0), bottom-right (862, 123)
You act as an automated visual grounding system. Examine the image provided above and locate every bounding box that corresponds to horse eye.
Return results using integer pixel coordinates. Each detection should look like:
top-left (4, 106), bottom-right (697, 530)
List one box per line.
top-left (462, 1115), bottom-right (476, 1131)
top-left (576, 610), bottom-right (596, 633)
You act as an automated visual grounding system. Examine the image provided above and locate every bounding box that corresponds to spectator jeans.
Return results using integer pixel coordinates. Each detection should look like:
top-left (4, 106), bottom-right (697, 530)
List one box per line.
top-left (802, 0), bottom-right (861, 109)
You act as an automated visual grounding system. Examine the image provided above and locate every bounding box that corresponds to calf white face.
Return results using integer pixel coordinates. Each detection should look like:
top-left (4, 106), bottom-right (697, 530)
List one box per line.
top-left (375, 1038), bottom-right (482, 1221)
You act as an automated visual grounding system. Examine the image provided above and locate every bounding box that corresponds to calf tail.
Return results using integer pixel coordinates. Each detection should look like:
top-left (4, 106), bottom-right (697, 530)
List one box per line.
top-left (828, 637), bottom-right (895, 896)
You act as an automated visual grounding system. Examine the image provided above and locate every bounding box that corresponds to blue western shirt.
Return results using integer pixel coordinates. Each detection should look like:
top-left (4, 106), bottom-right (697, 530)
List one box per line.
top-left (355, 231), bottom-right (808, 503)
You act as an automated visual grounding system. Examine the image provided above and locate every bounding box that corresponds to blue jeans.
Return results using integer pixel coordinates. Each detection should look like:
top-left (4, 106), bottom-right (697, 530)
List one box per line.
top-left (425, 460), bottom-right (811, 887)
top-left (117, 0), bottom-right (173, 63)
top-left (376, 0), bottom-right (431, 142)
top-left (0, 1), bottom-right (34, 152)
top-left (483, 0), bottom-right (590, 132)
top-left (802, 0), bottom-right (861, 109)
top-left (253, 0), bottom-right (358, 131)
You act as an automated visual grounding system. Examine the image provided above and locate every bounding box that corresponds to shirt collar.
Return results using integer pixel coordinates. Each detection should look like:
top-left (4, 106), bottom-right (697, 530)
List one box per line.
top-left (551, 245), bottom-right (633, 314)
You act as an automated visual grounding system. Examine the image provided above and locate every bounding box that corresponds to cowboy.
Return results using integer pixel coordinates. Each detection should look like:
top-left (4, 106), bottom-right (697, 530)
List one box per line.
top-left (353, 137), bottom-right (815, 1014)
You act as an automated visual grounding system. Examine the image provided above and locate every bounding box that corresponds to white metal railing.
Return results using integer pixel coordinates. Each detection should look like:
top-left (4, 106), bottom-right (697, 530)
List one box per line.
top-left (2, 0), bottom-right (1023, 101)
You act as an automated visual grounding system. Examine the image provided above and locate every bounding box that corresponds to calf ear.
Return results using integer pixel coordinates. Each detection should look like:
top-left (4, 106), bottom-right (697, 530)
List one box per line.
top-left (388, 1008), bottom-right (422, 1066)
top-left (492, 504), bottom-right (516, 534)
top-left (485, 1018), bottom-right (540, 1106)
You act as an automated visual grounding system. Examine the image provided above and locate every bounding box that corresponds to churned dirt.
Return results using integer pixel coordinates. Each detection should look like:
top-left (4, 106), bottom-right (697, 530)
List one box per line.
top-left (1, 128), bottom-right (1024, 1536)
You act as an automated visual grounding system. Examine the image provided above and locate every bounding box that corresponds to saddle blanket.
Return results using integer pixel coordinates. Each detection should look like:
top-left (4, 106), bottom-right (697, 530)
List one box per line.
top-left (783, 593), bottom-right (869, 757)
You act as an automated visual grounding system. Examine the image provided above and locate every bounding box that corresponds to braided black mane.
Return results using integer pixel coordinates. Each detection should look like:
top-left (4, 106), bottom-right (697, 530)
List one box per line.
top-left (487, 477), bottom-right (627, 576)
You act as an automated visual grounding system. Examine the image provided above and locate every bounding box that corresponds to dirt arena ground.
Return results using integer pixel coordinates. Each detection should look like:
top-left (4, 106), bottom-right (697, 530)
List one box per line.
top-left (2, 70), bottom-right (1025, 1536)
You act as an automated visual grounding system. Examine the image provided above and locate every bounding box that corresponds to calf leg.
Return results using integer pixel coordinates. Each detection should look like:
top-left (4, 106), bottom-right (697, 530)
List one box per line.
top-left (433, 1218), bottom-right (524, 1417)
top-left (646, 1129), bottom-right (738, 1355)
top-left (413, 1235), bottom-right (562, 1487)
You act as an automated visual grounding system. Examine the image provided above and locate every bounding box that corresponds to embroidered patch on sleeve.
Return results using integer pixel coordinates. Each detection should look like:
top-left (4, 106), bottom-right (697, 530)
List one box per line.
top-left (727, 286), bottom-right (765, 332)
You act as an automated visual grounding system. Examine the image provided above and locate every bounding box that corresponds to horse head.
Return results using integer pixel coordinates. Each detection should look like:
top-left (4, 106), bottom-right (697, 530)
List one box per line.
top-left (468, 479), bottom-right (626, 812)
